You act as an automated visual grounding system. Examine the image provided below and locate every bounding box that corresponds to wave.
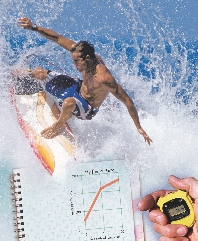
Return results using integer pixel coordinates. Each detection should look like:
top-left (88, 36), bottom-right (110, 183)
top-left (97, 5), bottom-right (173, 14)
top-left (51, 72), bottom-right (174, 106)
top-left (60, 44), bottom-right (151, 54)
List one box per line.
top-left (0, 0), bottom-right (198, 240)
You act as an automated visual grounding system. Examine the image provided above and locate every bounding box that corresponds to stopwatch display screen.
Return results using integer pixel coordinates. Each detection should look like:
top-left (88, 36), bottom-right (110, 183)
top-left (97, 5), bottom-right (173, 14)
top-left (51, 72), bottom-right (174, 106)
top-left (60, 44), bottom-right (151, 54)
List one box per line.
top-left (168, 204), bottom-right (186, 216)
top-left (163, 198), bottom-right (190, 222)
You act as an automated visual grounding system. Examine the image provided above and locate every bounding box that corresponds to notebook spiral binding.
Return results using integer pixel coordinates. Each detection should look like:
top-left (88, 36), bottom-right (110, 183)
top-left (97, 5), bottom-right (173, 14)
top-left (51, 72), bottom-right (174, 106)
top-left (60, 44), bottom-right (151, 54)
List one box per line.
top-left (11, 172), bottom-right (25, 240)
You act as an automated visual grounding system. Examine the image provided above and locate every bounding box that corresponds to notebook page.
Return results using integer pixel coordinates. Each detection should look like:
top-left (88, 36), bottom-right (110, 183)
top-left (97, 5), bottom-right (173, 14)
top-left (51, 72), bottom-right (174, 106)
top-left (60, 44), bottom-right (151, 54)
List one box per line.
top-left (12, 160), bottom-right (143, 241)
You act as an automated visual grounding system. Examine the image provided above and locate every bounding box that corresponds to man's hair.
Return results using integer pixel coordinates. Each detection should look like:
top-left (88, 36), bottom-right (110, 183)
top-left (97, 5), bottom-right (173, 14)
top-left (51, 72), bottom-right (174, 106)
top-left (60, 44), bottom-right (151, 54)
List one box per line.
top-left (70, 41), bottom-right (95, 59)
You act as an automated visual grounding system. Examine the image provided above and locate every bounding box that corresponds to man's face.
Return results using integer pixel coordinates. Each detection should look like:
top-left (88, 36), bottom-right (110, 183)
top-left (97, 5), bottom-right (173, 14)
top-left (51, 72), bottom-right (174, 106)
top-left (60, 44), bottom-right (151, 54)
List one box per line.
top-left (71, 51), bottom-right (87, 72)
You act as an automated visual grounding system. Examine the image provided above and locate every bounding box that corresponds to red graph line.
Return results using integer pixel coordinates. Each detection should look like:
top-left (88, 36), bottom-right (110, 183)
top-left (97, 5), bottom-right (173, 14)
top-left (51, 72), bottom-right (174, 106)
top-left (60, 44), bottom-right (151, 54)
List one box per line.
top-left (84, 178), bottom-right (119, 222)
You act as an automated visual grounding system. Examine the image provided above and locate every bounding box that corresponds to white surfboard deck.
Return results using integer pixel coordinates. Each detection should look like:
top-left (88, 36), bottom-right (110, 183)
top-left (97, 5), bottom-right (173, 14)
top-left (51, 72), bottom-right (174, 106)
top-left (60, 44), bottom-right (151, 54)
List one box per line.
top-left (11, 89), bottom-right (75, 175)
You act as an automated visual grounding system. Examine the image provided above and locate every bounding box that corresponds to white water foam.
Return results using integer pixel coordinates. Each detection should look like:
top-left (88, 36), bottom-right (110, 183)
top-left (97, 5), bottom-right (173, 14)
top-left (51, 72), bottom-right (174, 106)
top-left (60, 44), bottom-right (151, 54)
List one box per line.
top-left (0, 0), bottom-right (198, 240)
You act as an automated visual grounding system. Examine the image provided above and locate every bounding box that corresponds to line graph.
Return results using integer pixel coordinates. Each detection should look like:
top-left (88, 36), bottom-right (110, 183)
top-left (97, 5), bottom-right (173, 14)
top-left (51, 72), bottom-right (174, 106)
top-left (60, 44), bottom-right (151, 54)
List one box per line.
top-left (84, 178), bottom-right (119, 222)
top-left (65, 161), bottom-right (142, 240)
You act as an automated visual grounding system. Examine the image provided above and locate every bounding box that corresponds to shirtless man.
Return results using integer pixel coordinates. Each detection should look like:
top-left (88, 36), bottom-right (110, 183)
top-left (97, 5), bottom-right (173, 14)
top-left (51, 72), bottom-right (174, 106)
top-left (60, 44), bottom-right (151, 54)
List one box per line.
top-left (18, 17), bottom-right (152, 145)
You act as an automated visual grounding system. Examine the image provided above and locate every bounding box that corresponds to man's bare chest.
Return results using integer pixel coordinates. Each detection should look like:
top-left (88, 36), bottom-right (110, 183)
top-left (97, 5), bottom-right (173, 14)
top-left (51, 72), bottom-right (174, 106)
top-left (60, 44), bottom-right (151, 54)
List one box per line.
top-left (82, 73), bottom-right (101, 94)
top-left (81, 80), bottom-right (102, 98)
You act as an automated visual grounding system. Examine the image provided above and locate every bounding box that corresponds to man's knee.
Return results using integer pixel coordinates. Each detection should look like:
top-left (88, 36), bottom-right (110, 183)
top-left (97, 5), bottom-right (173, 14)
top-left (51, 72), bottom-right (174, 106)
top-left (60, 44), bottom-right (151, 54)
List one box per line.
top-left (62, 97), bottom-right (76, 111)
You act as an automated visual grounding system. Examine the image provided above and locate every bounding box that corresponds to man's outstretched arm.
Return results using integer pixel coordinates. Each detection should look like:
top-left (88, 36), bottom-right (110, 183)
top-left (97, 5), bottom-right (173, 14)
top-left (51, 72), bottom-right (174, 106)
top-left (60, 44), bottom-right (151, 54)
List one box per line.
top-left (113, 84), bottom-right (152, 145)
top-left (98, 65), bottom-right (152, 145)
top-left (18, 17), bottom-right (76, 51)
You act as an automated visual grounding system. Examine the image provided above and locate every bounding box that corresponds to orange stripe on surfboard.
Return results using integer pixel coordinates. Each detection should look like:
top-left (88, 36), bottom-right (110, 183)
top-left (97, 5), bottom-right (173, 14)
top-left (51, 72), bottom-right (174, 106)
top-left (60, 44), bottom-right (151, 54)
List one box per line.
top-left (10, 87), bottom-right (55, 174)
top-left (23, 123), bottom-right (55, 174)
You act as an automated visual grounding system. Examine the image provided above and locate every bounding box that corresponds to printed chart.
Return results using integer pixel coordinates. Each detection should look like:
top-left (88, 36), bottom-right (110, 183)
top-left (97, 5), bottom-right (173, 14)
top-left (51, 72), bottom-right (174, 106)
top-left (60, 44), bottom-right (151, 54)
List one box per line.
top-left (12, 161), bottom-right (143, 241)
top-left (65, 161), bottom-right (143, 241)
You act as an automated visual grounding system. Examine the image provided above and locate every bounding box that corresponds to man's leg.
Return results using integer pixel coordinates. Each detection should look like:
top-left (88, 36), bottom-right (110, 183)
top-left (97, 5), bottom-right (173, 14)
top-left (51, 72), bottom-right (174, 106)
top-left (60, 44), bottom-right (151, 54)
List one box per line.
top-left (41, 97), bottom-right (76, 139)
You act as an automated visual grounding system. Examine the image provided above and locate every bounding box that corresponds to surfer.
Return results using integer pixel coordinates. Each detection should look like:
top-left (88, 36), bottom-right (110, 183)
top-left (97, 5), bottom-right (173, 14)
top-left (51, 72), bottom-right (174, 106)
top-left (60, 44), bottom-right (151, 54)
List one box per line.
top-left (138, 175), bottom-right (198, 240)
top-left (17, 17), bottom-right (152, 145)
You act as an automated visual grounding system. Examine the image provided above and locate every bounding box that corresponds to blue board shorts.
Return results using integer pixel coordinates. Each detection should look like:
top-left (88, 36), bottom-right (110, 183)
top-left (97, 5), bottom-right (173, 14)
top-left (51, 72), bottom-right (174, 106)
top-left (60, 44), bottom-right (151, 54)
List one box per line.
top-left (45, 71), bottom-right (98, 120)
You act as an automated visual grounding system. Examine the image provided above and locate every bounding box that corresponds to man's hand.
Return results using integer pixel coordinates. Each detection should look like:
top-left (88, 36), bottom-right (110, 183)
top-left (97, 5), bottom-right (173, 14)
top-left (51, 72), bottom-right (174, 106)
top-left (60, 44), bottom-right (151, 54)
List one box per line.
top-left (138, 127), bottom-right (152, 145)
top-left (138, 175), bottom-right (198, 240)
top-left (18, 17), bottom-right (34, 30)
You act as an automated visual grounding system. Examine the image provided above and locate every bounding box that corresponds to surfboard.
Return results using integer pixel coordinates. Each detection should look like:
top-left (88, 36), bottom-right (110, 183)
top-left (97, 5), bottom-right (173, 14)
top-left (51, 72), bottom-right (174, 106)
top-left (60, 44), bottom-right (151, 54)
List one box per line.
top-left (10, 87), bottom-right (75, 175)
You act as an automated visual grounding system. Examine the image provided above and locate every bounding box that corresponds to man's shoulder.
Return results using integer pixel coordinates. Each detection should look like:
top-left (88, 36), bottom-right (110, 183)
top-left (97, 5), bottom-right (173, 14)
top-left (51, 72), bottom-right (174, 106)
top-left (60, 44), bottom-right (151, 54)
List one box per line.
top-left (95, 54), bottom-right (105, 65)
top-left (96, 64), bottom-right (115, 86)
top-left (96, 62), bottom-right (111, 74)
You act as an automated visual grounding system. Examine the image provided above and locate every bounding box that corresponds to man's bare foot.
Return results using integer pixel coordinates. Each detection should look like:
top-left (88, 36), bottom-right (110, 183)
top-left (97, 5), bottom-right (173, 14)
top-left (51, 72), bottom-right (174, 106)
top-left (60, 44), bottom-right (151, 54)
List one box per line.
top-left (41, 123), bottom-right (63, 139)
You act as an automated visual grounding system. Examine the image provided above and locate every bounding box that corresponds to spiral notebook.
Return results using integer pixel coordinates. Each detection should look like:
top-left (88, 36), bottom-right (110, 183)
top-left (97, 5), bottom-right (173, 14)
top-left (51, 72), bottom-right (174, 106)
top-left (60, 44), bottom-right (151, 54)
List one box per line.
top-left (11, 160), bottom-right (144, 241)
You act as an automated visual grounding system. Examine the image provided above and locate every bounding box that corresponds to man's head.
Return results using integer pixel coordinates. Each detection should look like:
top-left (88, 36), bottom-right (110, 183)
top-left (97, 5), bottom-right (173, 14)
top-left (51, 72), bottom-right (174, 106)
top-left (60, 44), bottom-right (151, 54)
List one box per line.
top-left (70, 41), bottom-right (96, 72)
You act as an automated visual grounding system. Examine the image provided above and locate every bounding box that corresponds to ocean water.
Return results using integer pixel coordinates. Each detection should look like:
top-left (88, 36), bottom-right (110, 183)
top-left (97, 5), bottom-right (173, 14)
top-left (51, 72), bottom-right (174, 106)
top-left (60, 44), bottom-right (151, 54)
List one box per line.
top-left (0, 0), bottom-right (198, 240)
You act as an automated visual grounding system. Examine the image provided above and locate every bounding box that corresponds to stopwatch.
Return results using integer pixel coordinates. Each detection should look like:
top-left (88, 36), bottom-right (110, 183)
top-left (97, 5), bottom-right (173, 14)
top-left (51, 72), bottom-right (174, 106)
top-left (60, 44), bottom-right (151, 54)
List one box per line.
top-left (157, 190), bottom-right (195, 228)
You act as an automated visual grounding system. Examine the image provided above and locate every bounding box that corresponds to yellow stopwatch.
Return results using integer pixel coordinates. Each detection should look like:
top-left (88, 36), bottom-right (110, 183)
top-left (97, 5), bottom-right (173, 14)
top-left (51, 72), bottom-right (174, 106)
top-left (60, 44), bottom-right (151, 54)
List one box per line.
top-left (157, 190), bottom-right (195, 228)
